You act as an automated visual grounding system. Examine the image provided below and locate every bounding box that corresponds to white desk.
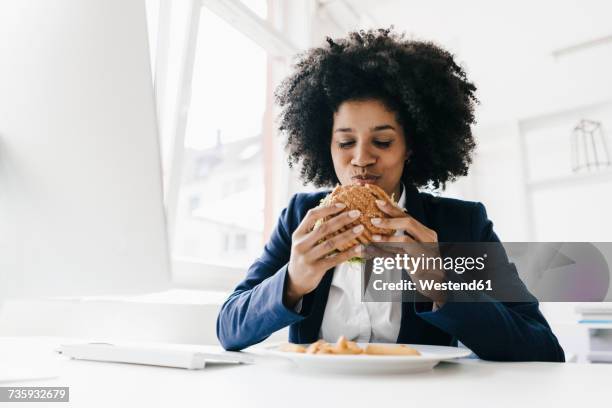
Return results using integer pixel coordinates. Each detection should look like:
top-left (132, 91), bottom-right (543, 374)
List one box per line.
top-left (1, 336), bottom-right (609, 407)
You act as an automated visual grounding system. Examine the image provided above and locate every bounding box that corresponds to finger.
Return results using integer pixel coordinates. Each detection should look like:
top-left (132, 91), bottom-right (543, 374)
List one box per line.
top-left (356, 227), bottom-right (373, 244)
top-left (370, 216), bottom-right (417, 231)
top-left (317, 245), bottom-right (363, 270)
top-left (302, 209), bottom-right (362, 248)
top-left (294, 203), bottom-right (347, 236)
top-left (308, 224), bottom-right (365, 261)
top-left (368, 235), bottom-right (418, 256)
top-left (370, 234), bottom-right (417, 244)
top-left (375, 199), bottom-right (406, 217)
top-left (370, 215), bottom-right (434, 242)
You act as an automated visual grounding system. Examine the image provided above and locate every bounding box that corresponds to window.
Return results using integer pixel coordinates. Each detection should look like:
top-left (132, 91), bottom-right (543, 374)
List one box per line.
top-left (222, 233), bottom-right (230, 252)
top-left (234, 234), bottom-right (247, 251)
top-left (144, 0), bottom-right (159, 80)
top-left (222, 176), bottom-right (250, 198)
top-left (148, 0), bottom-right (304, 288)
top-left (172, 6), bottom-right (268, 267)
top-left (188, 194), bottom-right (201, 213)
top-left (239, 0), bottom-right (268, 19)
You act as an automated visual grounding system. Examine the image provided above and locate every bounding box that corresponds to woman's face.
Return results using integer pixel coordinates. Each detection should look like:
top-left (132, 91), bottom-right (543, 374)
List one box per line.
top-left (331, 99), bottom-right (409, 199)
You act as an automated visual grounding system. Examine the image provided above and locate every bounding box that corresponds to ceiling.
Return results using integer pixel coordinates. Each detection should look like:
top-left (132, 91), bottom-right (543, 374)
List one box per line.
top-left (314, 0), bottom-right (612, 126)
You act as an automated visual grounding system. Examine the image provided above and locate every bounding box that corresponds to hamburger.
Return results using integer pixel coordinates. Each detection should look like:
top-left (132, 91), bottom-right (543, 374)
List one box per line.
top-left (313, 184), bottom-right (400, 257)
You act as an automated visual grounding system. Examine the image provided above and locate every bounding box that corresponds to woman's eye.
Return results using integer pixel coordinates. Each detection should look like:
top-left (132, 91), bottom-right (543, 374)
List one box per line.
top-left (374, 141), bottom-right (392, 148)
top-left (338, 141), bottom-right (355, 149)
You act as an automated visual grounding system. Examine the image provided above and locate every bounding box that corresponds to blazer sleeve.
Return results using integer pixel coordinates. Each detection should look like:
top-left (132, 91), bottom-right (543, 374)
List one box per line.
top-left (216, 194), bottom-right (306, 351)
top-left (416, 203), bottom-right (566, 362)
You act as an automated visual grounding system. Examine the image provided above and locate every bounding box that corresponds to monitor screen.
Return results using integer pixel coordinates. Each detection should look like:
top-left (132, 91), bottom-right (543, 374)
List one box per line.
top-left (0, 0), bottom-right (170, 301)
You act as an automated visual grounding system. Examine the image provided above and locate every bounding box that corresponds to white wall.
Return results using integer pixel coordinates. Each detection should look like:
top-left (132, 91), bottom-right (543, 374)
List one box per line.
top-left (308, 1), bottom-right (612, 360)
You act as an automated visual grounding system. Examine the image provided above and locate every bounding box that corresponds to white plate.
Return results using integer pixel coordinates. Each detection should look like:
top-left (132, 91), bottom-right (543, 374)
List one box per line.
top-left (261, 343), bottom-right (472, 374)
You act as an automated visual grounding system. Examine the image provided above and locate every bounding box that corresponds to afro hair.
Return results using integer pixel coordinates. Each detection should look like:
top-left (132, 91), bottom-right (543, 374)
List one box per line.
top-left (275, 28), bottom-right (478, 189)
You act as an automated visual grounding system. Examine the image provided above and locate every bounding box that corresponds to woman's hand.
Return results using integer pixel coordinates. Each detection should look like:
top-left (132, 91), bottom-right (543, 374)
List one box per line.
top-left (285, 203), bottom-right (364, 308)
top-left (368, 200), bottom-right (446, 307)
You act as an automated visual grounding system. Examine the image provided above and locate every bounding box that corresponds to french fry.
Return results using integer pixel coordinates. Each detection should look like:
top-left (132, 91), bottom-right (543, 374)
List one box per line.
top-left (330, 336), bottom-right (359, 354)
top-left (281, 337), bottom-right (420, 356)
top-left (364, 344), bottom-right (420, 356)
top-left (306, 340), bottom-right (325, 354)
top-left (346, 340), bottom-right (363, 354)
top-left (278, 343), bottom-right (307, 353)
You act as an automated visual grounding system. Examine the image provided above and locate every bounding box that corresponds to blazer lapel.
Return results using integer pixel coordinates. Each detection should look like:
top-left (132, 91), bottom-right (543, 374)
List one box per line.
top-left (403, 184), bottom-right (427, 226)
top-left (397, 185), bottom-right (453, 345)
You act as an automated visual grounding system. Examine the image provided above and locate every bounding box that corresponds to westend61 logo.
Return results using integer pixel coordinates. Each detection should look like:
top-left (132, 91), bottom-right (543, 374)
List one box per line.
top-left (372, 253), bottom-right (487, 275)
top-left (362, 242), bottom-right (612, 302)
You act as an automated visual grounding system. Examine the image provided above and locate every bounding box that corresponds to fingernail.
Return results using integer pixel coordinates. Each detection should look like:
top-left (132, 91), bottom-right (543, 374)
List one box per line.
top-left (376, 200), bottom-right (386, 207)
top-left (371, 218), bottom-right (381, 225)
top-left (352, 224), bottom-right (364, 233)
top-left (335, 203), bottom-right (346, 208)
top-left (348, 209), bottom-right (361, 218)
top-left (354, 245), bottom-right (362, 253)
top-left (372, 235), bottom-right (382, 241)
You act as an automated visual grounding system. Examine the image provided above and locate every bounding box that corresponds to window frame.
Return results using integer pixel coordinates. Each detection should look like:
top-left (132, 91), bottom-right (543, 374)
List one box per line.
top-left (152, 0), bottom-right (302, 290)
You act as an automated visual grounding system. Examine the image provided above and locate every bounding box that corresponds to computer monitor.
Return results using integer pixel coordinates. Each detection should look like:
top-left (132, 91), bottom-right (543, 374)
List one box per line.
top-left (0, 0), bottom-right (170, 306)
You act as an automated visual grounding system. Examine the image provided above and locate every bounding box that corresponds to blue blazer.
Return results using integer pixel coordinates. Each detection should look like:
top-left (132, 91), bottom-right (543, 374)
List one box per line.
top-left (216, 185), bottom-right (565, 362)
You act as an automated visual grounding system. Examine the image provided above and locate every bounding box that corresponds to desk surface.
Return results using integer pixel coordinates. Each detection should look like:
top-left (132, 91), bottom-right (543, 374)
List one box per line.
top-left (1, 336), bottom-right (609, 408)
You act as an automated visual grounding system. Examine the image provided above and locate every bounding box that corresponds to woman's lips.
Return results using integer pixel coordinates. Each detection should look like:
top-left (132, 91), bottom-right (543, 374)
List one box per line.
top-left (352, 176), bottom-right (379, 185)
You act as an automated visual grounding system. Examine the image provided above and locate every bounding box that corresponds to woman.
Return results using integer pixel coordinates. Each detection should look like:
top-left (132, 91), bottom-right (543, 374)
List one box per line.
top-left (216, 29), bottom-right (564, 362)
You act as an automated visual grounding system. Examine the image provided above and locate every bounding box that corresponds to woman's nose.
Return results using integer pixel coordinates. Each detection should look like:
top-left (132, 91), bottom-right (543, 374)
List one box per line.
top-left (350, 144), bottom-right (376, 167)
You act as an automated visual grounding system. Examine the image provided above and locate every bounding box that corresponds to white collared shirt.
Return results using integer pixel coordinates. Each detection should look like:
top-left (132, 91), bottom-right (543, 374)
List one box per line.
top-left (319, 185), bottom-right (407, 343)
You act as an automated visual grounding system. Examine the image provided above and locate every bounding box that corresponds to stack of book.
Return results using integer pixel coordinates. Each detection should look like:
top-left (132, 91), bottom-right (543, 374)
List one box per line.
top-left (576, 305), bottom-right (612, 363)
top-left (578, 306), bottom-right (612, 324)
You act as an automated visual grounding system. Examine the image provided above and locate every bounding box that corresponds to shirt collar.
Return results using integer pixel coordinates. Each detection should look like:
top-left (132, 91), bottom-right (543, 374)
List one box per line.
top-left (396, 183), bottom-right (406, 209)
